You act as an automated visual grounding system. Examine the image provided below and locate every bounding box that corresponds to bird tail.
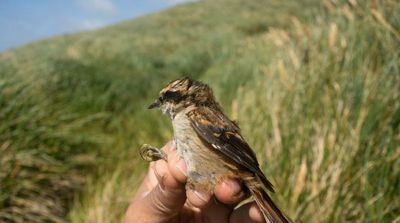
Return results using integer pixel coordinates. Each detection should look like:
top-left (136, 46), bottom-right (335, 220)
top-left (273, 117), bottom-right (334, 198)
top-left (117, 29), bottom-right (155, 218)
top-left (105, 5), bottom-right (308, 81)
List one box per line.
top-left (245, 180), bottom-right (291, 223)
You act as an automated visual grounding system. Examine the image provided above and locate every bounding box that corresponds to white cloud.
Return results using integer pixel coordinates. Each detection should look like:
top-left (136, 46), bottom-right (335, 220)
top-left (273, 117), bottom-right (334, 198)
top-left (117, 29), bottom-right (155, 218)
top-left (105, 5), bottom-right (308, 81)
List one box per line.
top-left (80, 19), bottom-right (106, 30)
top-left (63, 16), bottom-right (107, 31)
top-left (78, 0), bottom-right (116, 14)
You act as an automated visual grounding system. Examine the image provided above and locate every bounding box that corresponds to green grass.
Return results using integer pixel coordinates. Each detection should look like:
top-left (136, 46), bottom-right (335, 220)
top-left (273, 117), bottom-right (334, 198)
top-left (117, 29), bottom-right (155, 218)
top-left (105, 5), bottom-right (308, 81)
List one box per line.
top-left (0, 0), bottom-right (399, 222)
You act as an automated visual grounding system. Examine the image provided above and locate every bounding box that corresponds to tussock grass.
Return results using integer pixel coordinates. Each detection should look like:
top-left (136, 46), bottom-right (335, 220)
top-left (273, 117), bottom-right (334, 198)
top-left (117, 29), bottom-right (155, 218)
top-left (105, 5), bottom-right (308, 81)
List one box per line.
top-left (0, 0), bottom-right (399, 222)
top-left (232, 9), bottom-right (400, 221)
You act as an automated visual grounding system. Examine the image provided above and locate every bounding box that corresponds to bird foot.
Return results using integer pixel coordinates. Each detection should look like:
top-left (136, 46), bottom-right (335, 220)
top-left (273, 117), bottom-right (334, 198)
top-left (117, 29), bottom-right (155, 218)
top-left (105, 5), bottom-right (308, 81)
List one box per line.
top-left (140, 144), bottom-right (167, 162)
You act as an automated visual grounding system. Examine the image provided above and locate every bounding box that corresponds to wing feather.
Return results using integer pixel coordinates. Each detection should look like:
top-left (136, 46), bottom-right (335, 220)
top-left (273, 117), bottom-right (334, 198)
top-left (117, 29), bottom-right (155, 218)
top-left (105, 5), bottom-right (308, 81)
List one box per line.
top-left (187, 107), bottom-right (274, 191)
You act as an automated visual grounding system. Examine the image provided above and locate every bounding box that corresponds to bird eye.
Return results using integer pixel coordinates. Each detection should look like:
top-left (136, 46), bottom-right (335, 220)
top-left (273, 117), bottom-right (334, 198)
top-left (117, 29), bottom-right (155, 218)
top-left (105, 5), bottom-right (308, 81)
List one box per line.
top-left (159, 95), bottom-right (164, 101)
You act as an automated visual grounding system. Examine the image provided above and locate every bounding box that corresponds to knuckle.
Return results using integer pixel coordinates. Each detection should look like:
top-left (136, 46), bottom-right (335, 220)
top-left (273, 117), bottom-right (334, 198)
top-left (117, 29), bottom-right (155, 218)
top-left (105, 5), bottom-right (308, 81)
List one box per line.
top-left (149, 185), bottom-right (174, 215)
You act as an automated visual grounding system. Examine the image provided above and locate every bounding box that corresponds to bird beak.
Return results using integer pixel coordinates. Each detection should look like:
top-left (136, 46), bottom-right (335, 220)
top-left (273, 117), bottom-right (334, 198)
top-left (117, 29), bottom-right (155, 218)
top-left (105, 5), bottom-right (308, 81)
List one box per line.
top-left (148, 100), bottom-right (161, 109)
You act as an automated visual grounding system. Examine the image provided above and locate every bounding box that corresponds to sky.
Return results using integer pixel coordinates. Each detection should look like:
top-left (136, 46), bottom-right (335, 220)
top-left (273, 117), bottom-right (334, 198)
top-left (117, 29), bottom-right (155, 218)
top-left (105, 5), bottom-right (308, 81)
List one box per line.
top-left (0, 0), bottom-right (192, 52)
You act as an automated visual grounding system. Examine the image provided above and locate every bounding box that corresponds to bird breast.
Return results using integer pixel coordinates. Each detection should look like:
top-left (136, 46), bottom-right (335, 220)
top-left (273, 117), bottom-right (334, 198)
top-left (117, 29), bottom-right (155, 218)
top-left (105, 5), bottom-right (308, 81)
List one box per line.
top-left (172, 110), bottom-right (236, 190)
top-left (172, 112), bottom-right (202, 172)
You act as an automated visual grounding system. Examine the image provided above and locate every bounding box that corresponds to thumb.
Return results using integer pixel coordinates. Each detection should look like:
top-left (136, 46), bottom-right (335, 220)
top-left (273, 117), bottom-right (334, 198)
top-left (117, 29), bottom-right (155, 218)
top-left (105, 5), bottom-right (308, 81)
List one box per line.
top-left (125, 147), bottom-right (187, 223)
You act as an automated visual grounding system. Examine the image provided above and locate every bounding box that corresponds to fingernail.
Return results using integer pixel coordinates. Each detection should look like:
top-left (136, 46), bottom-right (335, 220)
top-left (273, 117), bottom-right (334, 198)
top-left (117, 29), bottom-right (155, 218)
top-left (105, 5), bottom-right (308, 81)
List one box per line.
top-left (162, 141), bottom-right (174, 153)
top-left (167, 140), bottom-right (176, 150)
top-left (250, 203), bottom-right (265, 222)
top-left (225, 179), bottom-right (242, 197)
top-left (193, 190), bottom-right (209, 203)
top-left (166, 140), bottom-right (173, 148)
top-left (158, 182), bottom-right (166, 193)
top-left (176, 158), bottom-right (187, 177)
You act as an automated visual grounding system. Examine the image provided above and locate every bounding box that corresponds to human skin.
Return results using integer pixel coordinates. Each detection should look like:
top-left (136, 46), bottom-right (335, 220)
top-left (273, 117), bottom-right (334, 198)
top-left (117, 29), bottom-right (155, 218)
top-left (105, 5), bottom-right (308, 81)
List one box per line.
top-left (124, 141), bottom-right (265, 223)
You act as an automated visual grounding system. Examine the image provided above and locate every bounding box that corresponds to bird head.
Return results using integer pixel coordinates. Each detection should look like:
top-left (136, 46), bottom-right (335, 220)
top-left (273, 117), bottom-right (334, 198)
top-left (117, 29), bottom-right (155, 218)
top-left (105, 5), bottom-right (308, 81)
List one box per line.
top-left (148, 78), bottom-right (216, 118)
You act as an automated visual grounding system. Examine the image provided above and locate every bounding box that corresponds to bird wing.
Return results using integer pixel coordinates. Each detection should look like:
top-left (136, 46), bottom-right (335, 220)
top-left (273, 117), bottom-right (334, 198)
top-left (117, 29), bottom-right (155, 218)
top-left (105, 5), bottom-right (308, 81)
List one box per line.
top-left (187, 106), bottom-right (274, 191)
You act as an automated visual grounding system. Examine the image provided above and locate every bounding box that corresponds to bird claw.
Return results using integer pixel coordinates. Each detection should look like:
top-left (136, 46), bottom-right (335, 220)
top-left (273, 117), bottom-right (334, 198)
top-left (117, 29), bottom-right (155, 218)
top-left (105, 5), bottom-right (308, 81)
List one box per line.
top-left (140, 144), bottom-right (167, 162)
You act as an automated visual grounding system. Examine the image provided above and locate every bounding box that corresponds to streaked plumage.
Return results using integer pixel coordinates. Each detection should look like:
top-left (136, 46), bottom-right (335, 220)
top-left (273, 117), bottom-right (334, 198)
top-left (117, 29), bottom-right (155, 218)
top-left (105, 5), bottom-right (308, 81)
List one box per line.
top-left (148, 78), bottom-right (290, 223)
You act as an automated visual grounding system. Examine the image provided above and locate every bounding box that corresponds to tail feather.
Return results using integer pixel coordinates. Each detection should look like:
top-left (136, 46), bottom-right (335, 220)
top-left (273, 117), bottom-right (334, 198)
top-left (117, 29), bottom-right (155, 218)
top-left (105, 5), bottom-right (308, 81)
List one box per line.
top-left (246, 183), bottom-right (291, 223)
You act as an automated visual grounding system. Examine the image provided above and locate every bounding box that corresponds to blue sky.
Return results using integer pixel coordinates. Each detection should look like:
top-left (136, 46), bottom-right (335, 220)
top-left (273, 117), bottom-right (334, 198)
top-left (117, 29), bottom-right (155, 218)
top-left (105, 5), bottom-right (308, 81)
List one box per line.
top-left (0, 0), bottom-right (191, 52)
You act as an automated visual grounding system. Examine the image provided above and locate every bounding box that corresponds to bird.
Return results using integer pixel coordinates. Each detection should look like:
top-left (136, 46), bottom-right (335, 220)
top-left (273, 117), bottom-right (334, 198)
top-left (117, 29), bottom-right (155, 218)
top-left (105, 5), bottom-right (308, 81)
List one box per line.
top-left (146, 77), bottom-right (290, 223)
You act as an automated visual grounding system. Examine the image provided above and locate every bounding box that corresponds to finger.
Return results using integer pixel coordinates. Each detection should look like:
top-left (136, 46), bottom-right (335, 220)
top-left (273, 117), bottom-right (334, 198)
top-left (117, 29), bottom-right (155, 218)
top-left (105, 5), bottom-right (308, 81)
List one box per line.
top-left (125, 142), bottom-right (186, 223)
top-left (125, 160), bottom-right (186, 223)
top-left (133, 141), bottom-right (179, 198)
top-left (141, 141), bottom-right (178, 188)
top-left (162, 140), bottom-right (175, 153)
top-left (215, 178), bottom-right (248, 205)
top-left (167, 147), bottom-right (187, 183)
top-left (186, 189), bottom-right (213, 209)
top-left (230, 202), bottom-right (265, 223)
top-left (131, 162), bottom-right (158, 202)
top-left (131, 141), bottom-right (176, 202)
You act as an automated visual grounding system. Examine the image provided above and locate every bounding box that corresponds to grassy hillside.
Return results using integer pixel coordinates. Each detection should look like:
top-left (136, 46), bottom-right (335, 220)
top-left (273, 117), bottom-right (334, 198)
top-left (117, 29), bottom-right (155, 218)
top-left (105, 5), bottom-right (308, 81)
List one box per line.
top-left (1, 0), bottom-right (399, 222)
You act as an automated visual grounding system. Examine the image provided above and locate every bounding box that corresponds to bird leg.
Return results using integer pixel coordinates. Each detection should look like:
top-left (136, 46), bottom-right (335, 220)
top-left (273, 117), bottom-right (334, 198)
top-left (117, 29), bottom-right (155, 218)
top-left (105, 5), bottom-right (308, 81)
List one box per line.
top-left (140, 144), bottom-right (167, 162)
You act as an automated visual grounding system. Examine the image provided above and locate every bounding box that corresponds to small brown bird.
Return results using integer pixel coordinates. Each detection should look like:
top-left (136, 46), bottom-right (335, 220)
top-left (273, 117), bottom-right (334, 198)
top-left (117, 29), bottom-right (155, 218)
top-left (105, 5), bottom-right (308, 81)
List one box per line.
top-left (147, 78), bottom-right (290, 223)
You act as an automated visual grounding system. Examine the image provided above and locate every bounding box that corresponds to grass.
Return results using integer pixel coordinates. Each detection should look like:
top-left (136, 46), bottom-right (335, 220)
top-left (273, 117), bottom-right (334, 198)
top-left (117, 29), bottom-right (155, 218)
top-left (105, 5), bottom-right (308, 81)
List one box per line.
top-left (0, 0), bottom-right (399, 222)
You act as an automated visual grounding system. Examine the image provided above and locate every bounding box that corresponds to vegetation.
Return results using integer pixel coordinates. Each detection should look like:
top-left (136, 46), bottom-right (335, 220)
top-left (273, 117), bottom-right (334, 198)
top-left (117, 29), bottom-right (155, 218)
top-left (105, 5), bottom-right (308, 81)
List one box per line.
top-left (0, 0), bottom-right (399, 222)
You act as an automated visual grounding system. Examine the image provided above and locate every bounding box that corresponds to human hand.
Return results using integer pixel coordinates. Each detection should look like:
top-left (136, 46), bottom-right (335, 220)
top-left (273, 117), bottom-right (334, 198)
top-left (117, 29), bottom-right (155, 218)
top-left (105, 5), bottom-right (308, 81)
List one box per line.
top-left (124, 141), bottom-right (265, 223)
